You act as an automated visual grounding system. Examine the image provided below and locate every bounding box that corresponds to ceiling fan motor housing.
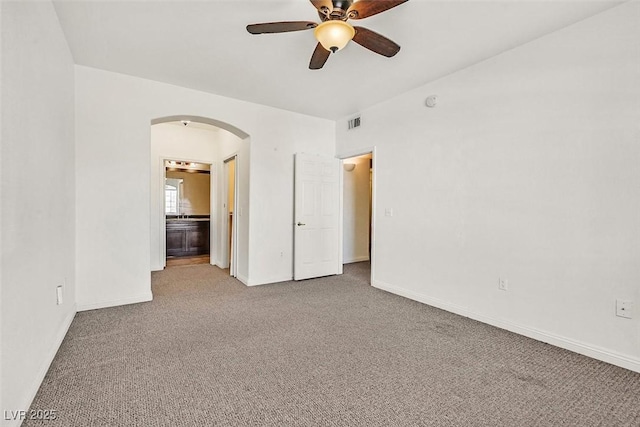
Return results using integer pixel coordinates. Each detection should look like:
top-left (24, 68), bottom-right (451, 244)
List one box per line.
top-left (319, 0), bottom-right (355, 21)
top-left (333, 0), bottom-right (353, 9)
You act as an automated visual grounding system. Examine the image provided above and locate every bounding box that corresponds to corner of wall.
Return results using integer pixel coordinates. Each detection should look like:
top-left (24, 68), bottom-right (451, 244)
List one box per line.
top-left (76, 292), bottom-right (153, 312)
top-left (236, 274), bottom-right (249, 286)
top-left (6, 304), bottom-right (77, 427)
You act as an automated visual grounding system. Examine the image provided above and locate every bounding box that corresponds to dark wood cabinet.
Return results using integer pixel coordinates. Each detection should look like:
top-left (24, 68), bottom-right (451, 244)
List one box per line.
top-left (166, 220), bottom-right (210, 257)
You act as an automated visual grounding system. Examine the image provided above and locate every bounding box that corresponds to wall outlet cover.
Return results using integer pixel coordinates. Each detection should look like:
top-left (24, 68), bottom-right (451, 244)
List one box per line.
top-left (616, 299), bottom-right (633, 319)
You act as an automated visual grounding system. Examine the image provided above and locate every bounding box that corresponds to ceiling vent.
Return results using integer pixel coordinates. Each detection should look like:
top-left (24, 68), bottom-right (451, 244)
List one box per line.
top-left (348, 116), bottom-right (361, 130)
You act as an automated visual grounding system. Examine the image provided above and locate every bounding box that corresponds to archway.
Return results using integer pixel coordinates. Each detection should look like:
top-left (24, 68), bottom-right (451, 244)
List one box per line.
top-left (151, 115), bottom-right (249, 140)
top-left (149, 115), bottom-right (250, 281)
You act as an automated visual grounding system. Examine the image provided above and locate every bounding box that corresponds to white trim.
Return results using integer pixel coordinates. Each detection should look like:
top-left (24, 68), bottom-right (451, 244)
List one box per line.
top-left (338, 163), bottom-right (344, 275)
top-left (77, 292), bottom-right (153, 312)
top-left (219, 159), bottom-right (230, 269)
top-left (245, 275), bottom-right (294, 287)
top-left (336, 146), bottom-right (377, 160)
top-left (222, 154), bottom-right (239, 277)
top-left (219, 273), bottom-right (293, 288)
top-left (372, 279), bottom-right (640, 373)
top-left (159, 155), bottom-right (215, 270)
top-left (370, 149), bottom-right (377, 285)
top-left (209, 161), bottom-right (218, 267)
top-left (158, 156), bottom-right (166, 270)
top-left (8, 305), bottom-right (77, 427)
top-left (151, 115), bottom-right (249, 139)
top-left (343, 256), bottom-right (370, 264)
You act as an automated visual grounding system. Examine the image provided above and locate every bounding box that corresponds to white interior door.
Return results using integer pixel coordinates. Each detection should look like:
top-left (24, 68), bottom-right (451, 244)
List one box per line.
top-left (294, 153), bottom-right (341, 280)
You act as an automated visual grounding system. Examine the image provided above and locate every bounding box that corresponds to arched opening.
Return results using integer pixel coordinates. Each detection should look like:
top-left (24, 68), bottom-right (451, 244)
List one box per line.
top-left (151, 115), bottom-right (249, 140)
top-left (149, 115), bottom-right (250, 281)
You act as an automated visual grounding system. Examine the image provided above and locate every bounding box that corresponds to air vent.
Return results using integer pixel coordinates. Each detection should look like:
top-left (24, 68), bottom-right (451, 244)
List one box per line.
top-left (348, 116), bottom-right (361, 130)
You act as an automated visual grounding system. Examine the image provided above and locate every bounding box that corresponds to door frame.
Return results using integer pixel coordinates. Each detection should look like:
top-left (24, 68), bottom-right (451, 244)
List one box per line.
top-left (159, 156), bottom-right (215, 268)
top-left (222, 154), bottom-right (239, 276)
top-left (337, 147), bottom-right (377, 285)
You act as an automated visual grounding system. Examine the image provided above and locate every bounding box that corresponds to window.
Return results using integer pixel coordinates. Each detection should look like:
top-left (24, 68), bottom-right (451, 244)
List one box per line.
top-left (165, 178), bottom-right (182, 214)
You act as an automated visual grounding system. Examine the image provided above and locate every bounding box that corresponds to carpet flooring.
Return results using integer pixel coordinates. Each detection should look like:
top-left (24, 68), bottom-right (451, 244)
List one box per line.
top-left (25, 262), bottom-right (640, 426)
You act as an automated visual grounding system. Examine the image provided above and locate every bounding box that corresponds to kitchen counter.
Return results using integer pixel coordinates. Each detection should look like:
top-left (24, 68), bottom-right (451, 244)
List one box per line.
top-left (166, 217), bottom-right (210, 222)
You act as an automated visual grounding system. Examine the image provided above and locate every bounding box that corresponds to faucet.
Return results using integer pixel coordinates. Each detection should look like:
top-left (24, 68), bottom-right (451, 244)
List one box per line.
top-left (178, 200), bottom-right (188, 219)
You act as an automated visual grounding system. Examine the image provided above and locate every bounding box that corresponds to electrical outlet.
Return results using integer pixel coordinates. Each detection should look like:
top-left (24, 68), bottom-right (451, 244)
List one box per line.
top-left (56, 285), bottom-right (63, 305)
top-left (616, 299), bottom-right (633, 319)
top-left (498, 277), bottom-right (508, 291)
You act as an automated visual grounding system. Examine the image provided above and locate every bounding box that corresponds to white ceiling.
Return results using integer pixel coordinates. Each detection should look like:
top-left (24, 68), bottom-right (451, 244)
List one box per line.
top-left (52, 0), bottom-right (625, 120)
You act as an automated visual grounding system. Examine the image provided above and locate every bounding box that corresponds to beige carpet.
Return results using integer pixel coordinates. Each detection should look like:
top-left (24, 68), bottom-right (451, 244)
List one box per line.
top-left (25, 262), bottom-right (640, 426)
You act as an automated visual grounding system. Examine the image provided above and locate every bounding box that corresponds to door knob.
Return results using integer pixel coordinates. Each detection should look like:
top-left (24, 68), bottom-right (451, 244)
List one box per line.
top-left (297, 222), bottom-right (306, 226)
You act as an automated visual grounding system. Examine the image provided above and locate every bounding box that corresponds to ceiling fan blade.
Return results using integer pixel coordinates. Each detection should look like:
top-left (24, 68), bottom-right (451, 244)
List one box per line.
top-left (310, 0), bottom-right (333, 17)
top-left (347, 0), bottom-right (408, 20)
top-left (352, 26), bottom-right (400, 57)
top-left (246, 21), bottom-right (317, 34)
top-left (309, 43), bottom-right (331, 70)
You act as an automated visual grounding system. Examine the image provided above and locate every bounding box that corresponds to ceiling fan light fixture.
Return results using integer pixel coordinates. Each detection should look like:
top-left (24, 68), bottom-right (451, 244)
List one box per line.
top-left (314, 20), bottom-right (355, 53)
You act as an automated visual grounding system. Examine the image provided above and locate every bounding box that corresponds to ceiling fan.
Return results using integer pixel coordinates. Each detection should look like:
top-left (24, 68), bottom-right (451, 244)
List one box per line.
top-left (246, 0), bottom-right (408, 70)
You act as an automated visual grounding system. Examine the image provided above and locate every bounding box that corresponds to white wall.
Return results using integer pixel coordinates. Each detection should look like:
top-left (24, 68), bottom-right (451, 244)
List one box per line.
top-left (76, 65), bottom-right (335, 309)
top-left (0, 1), bottom-right (76, 424)
top-left (343, 155), bottom-right (371, 263)
top-left (0, 7), bottom-right (3, 418)
top-left (336, 2), bottom-right (640, 372)
top-left (150, 123), bottom-right (220, 271)
top-left (217, 131), bottom-right (249, 273)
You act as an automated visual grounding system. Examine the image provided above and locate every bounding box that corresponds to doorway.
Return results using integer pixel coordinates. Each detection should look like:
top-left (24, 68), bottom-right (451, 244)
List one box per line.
top-left (164, 159), bottom-right (212, 267)
top-left (223, 156), bottom-right (238, 277)
top-left (341, 151), bottom-right (374, 284)
top-left (150, 116), bottom-right (250, 283)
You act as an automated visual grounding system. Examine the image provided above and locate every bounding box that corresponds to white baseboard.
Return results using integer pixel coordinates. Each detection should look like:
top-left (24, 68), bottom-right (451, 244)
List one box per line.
top-left (6, 305), bottom-right (77, 427)
top-left (343, 256), bottom-right (370, 264)
top-left (214, 272), bottom-right (279, 287)
top-left (373, 280), bottom-right (640, 373)
top-left (244, 276), bottom-right (293, 287)
top-left (77, 292), bottom-right (153, 312)
top-left (150, 262), bottom-right (163, 272)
